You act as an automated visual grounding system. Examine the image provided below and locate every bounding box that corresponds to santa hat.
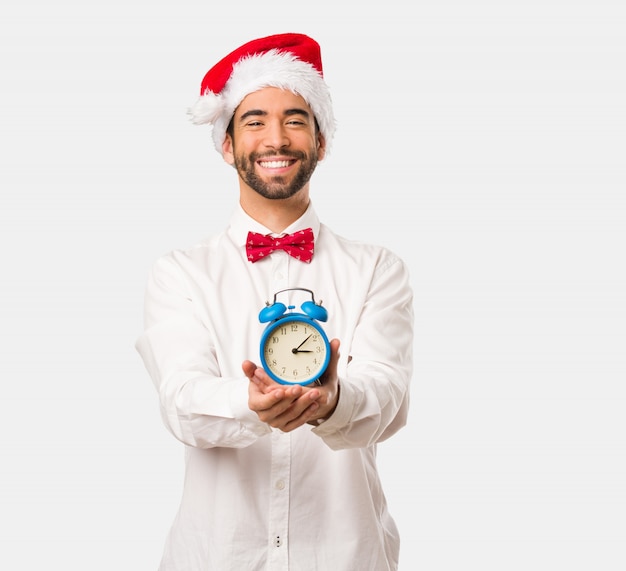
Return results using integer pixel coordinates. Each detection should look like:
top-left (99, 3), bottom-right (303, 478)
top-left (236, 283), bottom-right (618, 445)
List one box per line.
top-left (188, 33), bottom-right (336, 155)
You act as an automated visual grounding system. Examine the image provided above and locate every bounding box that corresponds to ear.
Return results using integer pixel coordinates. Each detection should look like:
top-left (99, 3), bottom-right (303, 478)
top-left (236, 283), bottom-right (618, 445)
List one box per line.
top-left (316, 131), bottom-right (326, 161)
top-left (222, 133), bottom-right (235, 165)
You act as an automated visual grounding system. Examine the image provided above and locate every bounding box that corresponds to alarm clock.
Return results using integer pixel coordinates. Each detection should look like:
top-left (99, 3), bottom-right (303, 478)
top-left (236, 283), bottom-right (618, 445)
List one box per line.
top-left (259, 288), bottom-right (331, 386)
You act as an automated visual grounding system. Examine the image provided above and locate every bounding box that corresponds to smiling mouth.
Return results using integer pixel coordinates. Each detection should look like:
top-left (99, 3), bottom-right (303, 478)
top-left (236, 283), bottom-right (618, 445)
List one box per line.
top-left (258, 159), bottom-right (293, 168)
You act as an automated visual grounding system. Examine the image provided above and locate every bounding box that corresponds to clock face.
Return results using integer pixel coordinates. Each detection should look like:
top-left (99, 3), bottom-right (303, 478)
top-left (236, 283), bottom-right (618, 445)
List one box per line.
top-left (260, 314), bottom-right (330, 385)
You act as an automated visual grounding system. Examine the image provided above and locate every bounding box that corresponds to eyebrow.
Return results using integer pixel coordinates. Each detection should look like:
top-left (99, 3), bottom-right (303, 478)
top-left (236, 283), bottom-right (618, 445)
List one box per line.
top-left (238, 108), bottom-right (311, 122)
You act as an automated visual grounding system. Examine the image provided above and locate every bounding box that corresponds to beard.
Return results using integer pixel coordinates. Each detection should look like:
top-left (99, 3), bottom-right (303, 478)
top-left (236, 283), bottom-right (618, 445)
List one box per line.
top-left (233, 148), bottom-right (319, 200)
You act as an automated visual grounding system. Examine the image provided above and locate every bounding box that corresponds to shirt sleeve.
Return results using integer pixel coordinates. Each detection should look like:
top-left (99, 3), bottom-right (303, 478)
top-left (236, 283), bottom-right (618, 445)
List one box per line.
top-left (135, 254), bottom-right (271, 448)
top-left (313, 252), bottom-right (414, 450)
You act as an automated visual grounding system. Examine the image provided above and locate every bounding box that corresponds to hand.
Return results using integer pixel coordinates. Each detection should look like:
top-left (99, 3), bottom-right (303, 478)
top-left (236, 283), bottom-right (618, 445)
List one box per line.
top-left (243, 361), bottom-right (322, 431)
top-left (242, 338), bottom-right (341, 432)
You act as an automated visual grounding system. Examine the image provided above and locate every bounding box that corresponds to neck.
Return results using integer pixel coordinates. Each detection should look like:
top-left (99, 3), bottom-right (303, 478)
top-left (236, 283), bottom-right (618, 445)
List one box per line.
top-left (240, 189), bottom-right (310, 234)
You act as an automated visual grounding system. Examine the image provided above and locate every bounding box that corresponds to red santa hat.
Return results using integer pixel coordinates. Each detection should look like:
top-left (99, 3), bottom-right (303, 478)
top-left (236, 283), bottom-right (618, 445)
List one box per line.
top-left (188, 33), bottom-right (336, 155)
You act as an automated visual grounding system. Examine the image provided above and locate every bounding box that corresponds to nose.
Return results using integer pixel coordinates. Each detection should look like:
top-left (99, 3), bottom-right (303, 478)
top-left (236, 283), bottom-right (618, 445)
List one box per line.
top-left (262, 120), bottom-right (290, 149)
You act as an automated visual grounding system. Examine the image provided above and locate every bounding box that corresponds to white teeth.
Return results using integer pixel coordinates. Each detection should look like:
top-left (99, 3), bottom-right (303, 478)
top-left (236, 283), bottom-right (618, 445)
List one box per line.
top-left (260, 160), bottom-right (290, 168)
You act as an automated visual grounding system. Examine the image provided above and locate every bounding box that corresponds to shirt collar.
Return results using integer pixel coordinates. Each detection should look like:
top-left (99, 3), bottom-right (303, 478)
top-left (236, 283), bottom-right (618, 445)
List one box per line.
top-left (228, 201), bottom-right (321, 247)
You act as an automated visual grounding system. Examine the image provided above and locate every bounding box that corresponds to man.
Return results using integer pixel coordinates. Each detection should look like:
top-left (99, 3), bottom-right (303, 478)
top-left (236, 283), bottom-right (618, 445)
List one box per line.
top-left (136, 33), bottom-right (414, 571)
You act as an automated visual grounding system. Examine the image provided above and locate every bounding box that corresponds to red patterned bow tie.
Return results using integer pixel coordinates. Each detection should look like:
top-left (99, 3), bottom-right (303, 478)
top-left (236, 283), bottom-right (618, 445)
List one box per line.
top-left (246, 228), bottom-right (315, 263)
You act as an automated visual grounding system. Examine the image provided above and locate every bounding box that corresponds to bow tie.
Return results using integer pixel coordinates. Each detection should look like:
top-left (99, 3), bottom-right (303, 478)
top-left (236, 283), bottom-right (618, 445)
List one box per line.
top-left (246, 228), bottom-right (314, 263)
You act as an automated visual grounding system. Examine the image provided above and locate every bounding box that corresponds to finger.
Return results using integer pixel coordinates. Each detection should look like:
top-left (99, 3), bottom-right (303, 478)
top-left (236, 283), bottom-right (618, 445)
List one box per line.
top-left (242, 360), bottom-right (258, 379)
top-left (277, 400), bottom-right (320, 432)
top-left (253, 386), bottom-right (309, 418)
top-left (251, 367), bottom-right (287, 394)
top-left (270, 390), bottom-right (319, 423)
top-left (251, 393), bottom-right (292, 422)
top-left (315, 339), bottom-right (340, 386)
top-left (329, 338), bottom-right (341, 367)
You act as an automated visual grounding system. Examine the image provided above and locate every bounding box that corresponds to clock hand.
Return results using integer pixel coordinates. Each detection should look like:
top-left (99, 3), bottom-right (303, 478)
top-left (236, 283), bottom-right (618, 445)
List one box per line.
top-left (292, 334), bottom-right (314, 354)
top-left (294, 334), bottom-right (312, 351)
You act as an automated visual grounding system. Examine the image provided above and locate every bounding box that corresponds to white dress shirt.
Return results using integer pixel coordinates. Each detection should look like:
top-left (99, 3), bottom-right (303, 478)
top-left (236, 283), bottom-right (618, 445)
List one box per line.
top-left (136, 202), bottom-right (414, 571)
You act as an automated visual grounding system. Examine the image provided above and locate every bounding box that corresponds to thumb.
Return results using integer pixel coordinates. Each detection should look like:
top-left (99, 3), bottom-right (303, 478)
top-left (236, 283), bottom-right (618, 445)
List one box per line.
top-left (328, 338), bottom-right (341, 372)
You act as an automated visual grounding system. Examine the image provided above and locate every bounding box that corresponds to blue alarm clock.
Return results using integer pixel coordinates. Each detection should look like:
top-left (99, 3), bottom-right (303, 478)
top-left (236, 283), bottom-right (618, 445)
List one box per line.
top-left (259, 287), bottom-right (330, 386)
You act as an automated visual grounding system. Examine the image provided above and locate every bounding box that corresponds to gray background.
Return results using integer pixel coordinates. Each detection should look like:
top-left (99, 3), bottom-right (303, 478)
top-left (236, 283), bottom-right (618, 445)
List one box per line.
top-left (1, 0), bottom-right (624, 569)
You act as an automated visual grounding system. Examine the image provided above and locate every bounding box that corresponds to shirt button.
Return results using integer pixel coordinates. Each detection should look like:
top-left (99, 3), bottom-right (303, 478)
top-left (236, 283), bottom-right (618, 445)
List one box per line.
top-left (275, 479), bottom-right (285, 490)
top-left (275, 272), bottom-right (284, 280)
